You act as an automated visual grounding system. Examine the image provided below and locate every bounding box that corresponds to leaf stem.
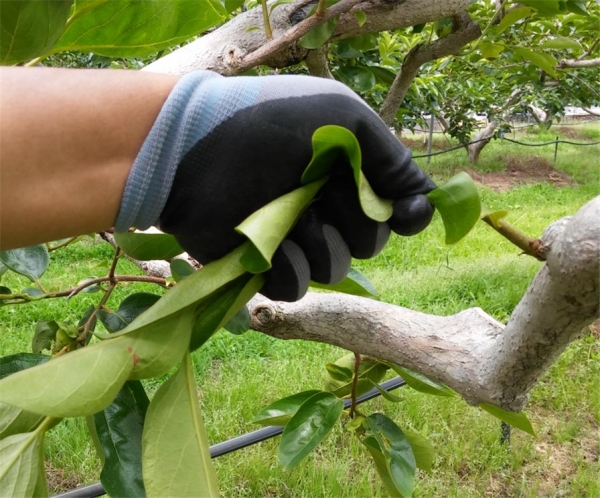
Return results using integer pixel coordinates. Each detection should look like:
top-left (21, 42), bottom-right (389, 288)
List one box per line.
top-left (46, 236), bottom-right (81, 252)
top-left (481, 216), bottom-right (545, 261)
top-left (316, 0), bottom-right (328, 17)
top-left (349, 352), bottom-right (362, 418)
top-left (260, 0), bottom-right (273, 40)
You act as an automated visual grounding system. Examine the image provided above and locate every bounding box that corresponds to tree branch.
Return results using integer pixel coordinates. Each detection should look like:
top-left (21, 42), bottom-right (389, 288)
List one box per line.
top-left (379, 11), bottom-right (481, 126)
top-left (557, 56), bottom-right (600, 69)
top-left (144, 0), bottom-right (472, 76)
top-left (249, 197), bottom-right (599, 411)
top-left (305, 46), bottom-right (334, 78)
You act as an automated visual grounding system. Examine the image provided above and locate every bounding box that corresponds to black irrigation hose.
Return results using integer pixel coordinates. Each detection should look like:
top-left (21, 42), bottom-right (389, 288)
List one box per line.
top-left (411, 135), bottom-right (600, 159)
top-left (52, 377), bottom-right (408, 498)
top-left (502, 136), bottom-right (600, 147)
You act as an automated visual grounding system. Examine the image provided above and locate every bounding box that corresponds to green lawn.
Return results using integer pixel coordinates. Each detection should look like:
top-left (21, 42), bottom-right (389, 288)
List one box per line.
top-left (1, 123), bottom-right (598, 496)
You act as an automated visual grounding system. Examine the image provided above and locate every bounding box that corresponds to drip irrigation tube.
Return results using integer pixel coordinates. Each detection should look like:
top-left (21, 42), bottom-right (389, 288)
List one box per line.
top-left (53, 377), bottom-right (408, 498)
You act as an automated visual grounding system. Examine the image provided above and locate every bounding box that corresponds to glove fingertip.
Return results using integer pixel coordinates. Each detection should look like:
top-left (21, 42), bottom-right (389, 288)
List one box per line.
top-left (389, 195), bottom-right (435, 236)
top-left (261, 240), bottom-right (310, 302)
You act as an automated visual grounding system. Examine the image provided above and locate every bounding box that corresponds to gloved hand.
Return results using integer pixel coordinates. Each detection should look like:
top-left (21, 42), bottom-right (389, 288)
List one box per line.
top-left (116, 71), bottom-right (435, 301)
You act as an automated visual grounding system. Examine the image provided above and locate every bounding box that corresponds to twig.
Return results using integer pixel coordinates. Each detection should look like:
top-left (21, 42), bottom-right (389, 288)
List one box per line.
top-left (481, 216), bottom-right (545, 261)
top-left (46, 236), bottom-right (81, 252)
top-left (349, 352), bottom-right (362, 418)
top-left (260, 0), bottom-right (273, 40)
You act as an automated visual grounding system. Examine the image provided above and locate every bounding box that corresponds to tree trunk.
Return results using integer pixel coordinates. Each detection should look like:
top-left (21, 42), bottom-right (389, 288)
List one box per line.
top-left (249, 197), bottom-right (600, 411)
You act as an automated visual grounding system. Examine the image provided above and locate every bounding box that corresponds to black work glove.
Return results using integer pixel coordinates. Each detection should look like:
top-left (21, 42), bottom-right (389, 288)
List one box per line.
top-left (115, 72), bottom-right (435, 301)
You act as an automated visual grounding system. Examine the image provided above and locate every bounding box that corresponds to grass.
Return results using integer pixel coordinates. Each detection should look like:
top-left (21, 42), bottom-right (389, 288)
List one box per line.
top-left (1, 123), bottom-right (599, 496)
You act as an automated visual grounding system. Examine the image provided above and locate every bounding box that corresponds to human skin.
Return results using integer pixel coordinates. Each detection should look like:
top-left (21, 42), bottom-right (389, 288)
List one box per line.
top-left (0, 67), bottom-right (179, 250)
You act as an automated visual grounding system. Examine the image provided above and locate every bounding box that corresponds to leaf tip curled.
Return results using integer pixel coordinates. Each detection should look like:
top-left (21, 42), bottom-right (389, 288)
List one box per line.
top-left (427, 172), bottom-right (481, 245)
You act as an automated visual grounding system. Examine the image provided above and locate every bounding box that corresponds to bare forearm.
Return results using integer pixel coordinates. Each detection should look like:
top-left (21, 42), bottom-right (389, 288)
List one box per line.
top-left (0, 67), bottom-right (179, 250)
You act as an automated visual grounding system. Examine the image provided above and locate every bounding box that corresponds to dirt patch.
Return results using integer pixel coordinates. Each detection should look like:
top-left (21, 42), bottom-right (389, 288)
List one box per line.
top-left (554, 126), bottom-right (590, 141)
top-left (45, 462), bottom-right (83, 494)
top-left (400, 137), bottom-right (448, 152)
top-left (463, 156), bottom-right (575, 191)
top-left (588, 319), bottom-right (600, 341)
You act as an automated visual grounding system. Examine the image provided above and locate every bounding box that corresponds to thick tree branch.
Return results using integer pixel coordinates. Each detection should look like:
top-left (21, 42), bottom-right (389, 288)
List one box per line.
top-left (144, 0), bottom-right (471, 76)
top-left (379, 11), bottom-right (481, 126)
top-left (557, 56), bottom-right (600, 69)
top-left (249, 197), bottom-right (599, 411)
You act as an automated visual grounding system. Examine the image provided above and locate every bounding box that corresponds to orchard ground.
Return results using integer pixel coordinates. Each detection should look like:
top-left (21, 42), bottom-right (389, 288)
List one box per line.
top-left (0, 123), bottom-right (598, 497)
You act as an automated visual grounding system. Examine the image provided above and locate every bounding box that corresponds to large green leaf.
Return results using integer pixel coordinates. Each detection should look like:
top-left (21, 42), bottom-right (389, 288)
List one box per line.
top-left (426, 172), bottom-right (481, 245)
top-left (53, 0), bottom-right (226, 57)
top-left (251, 390), bottom-right (322, 426)
top-left (94, 381), bottom-right (149, 498)
top-left (0, 432), bottom-right (42, 498)
top-left (237, 180), bottom-right (327, 273)
top-left (366, 414), bottom-right (416, 497)
top-left (97, 293), bottom-right (162, 333)
top-left (0, 245), bottom-right (49, 282)
top-left (223, 305), bottom-right (250, 335)
top-left (142, 352), bottom-right (219, 497)
top-left (388, 364), bottom-right (454, 397)
top-left (0, 403), bottom-right (44, 440)
top-left (496, 6), bottom-right (535, 33)
top-left (403, 430), bottom-right (434, 472)
top-left (324, 353), bottom-right (388, 397)
top-left (0, 0), bottom-right (72, 64)
top-left (0, 339), bottom-right (134, 418)
top-left (113, 231), bottom-right (184, 261)
top-left (539, 36), bottom-right (581, 50)
top-left (302, 125), bottom-right (393, 222)
top-left (337, 66), bottom-right (376, 93)
top-left (310, 267), bottom-right (379, 298)
top-left (279, 392), bottom-right (343, 469)
top-left (479, 404), bottom-right (536, 436)
top-left (298, 17), bottom-right (339, 49)
top-left (361, 436), bottom-right (404, 497)
top-left (0, 354), bottom-right (49, 380)
top-left (513, 47), bottom-right (558, 77)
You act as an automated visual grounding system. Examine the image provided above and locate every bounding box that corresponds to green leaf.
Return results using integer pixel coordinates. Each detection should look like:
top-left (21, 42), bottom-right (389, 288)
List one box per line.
top-left (361, 436), bottom-right (404, 497)
top-left (54, 0), bottom-right (226, 57)
top-left (223, 306), bottom-right (250, 335)
top-left (311, 267), bottom-right (379, 298)
top-left (565, 0), bottom-right (588, 15)
top-left (513, 47), bottom-right (557, 77)
top-left (479, 404), bottom-right (536, 436)
top-left (0, 261), bottom-right (8, 280)
top-left (298, 17), bottom-right (339, 49)
top-left (279, 392), bottom-right (343, 469)
top-left (337, 66), bottom-right (376, 92)
top-left (0, 432), bottom-right (43, 497)
top-left (302, 125), bottom-right (393, 222)
top-left (269, 0), bottom-right (292, 14)
top-left (539, 36), bottom-right (581, 50)
top-left (426, 172), bottom-right (481, 245)
top-left (347, 34), bottom-right (378, 51)
top-left (352, 10), bottom-right (367, 27)
top-left (94, 381), bottom-right (149, 498)
top-left (368, 65), bottom-right (397, 86)
top-left (252, 390), bottom-right (322, 426)
top-left (367, 380), bottom-right (404, 402)
top-left (496, 6), bottom-right (535, 34)
top-left (518, 0), bottom-right (563, 16)
top-left (97, 293), bottom-right (162, 333)
top-left (224, 0), bottom-right (245, 12)
top-left (325, 363), bottom-right (354, 383)
top-left (0, 245), bottom-right (49, 282)
top-left (334, 40), bottom-right (363, 59)
top-left (0, 403), bottom-right (44, 440)
top-left (325, 354), bottom-right (389, 397)
top-left (170, 259), bottom-right (195, 282)
top-left (113, 231), bottom-right (184, 261)
top-left (366, 413), bottom-right (416, 497)
top-left (0, 0), bottom-right (72, 64)
top-left (237, 180), bottom-right (327, 273)
top-left (32, 321), bottom-right (59, 354)
top-left (0, 354), bottom-right (49, 380)
top-left (189, 274), bottom-right (263, 351)
top-left (388, 364), bottom-right (454, 397)
top-left (403, 430), bottom-right (434, 472)
top-left (479, 41), bottom-right (505, 59)
top-left (142, 352), bottom-right (219, 497)
top-left (0, 339), bottom-right (135, 418)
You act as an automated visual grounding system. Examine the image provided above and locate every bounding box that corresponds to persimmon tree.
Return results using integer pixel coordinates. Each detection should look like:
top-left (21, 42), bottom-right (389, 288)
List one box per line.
top-left (1, 1), bottom-right (598, 497)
